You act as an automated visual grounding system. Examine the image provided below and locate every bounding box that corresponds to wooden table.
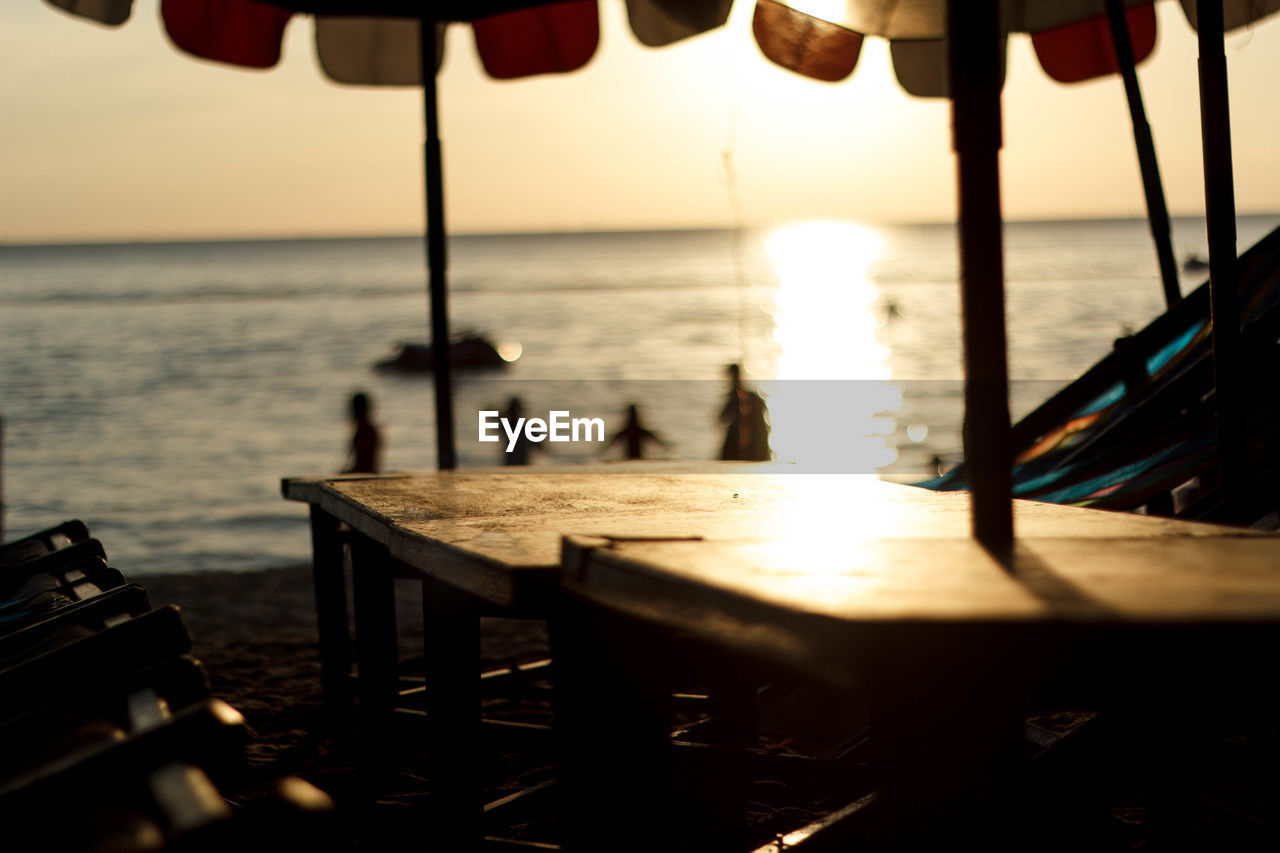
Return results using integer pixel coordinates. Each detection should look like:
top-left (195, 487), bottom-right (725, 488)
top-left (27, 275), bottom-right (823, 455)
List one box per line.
top-left (282, 462), bottom-right (868, 843)
top-left (283, 462), bottom-right (838, 709)
top-left (557, 485), bottom-right (1280, 850)
top-left (282, 464), bottom-right (1278, 849)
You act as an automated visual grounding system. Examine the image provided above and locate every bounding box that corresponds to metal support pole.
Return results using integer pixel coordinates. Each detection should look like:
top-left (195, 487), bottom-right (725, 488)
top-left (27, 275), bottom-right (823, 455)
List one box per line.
top-left (1105, 0), bottom-right (1181, 309)
top-left (947, 0), bottom-right (1013, 548)
top-left (1195, 0), bottom-right (1245, 508)
top-left (421, 20), bottom-right (456, 471)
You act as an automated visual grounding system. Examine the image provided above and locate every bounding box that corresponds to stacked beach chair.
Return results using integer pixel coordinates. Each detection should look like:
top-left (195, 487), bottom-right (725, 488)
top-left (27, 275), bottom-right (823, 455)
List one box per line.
top-left (0, 520), bottom-right (333, 851)
top-left (921, 223), bottom-right (1280, 526)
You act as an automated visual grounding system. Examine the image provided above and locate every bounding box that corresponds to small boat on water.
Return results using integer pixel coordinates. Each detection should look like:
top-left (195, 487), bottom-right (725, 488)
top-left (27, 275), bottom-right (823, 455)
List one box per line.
top-left (374, 335), bottom-right (522, 372)
top-left (1182, 253), bottom-right (1209, 272)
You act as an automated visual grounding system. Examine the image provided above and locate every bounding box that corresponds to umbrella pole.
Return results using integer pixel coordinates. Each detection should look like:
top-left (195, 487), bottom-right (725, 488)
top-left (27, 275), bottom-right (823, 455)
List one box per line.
top-left (1104, 0), bottom-right (1180, 309)
top-left (947, 0), bottom-right (1013, 548)
top-left (1195, 0), bottom-right (1245, 510)
top-left (421, 21), bottom-right (457, 471)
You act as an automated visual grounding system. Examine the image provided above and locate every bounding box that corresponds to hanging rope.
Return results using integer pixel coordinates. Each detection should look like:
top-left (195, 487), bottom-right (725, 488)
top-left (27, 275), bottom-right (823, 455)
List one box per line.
top-left (722, 149), bottom-right (753, 373)
top-left (720, 19), bottom-right (752, 375)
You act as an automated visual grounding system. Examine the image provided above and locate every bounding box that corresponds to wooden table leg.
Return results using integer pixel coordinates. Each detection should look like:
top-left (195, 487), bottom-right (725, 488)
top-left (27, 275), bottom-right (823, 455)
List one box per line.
top-left (423, 576), bottom-right (483, 849)
top-left (858, 624), bottom-right (1031, 847)
top-left (308, 506), bottom-right (352, 720)
top-left (701, 650), bottom-right (759, 849)
top-left (553, 595), bottom-right (674, 852)
top-left (348, 533), bottom-right (399, 738)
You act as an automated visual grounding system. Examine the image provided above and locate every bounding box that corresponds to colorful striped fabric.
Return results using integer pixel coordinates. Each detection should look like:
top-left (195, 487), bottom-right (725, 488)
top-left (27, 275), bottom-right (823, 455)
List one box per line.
top-left (917, 224), bottom-right (1280, 517)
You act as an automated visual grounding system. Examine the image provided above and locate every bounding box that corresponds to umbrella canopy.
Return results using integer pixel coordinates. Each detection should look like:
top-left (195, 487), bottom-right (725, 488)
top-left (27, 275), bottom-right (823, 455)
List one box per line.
top-left (41, 0), bottom-right (1280, 539)
top-left (46, 1), bottom-right (1278, 86)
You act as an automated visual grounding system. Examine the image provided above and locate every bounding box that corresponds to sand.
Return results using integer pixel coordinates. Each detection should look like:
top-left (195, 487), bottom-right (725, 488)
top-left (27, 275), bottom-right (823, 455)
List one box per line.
top-left (140, 566), bottom-right (336, 777)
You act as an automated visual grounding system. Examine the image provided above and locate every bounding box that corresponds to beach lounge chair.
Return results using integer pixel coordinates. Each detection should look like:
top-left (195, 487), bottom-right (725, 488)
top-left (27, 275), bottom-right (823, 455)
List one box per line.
top-left (0, 653), bottom-right (209, 736)
top-left (0, 571), bottom-right (132, 638)
top-left (0, 558), bottom-right (119, 602)
top-left (0, 602), bottom-right (190, 726)
top-left (1, 670), bottom-right (210, 770)
top-left (0, 569), bottom-right (127, 631)
top-left (0, 520), bottom-right (335, 847)
top-left (0, 583), bottom-right (151, 661)
top-left (0, 690), bottom-right (334, 850)
top-left (0, 538), bottom-right (108, 584)
top-left (0, 520), bottom-right (90, 569)
top-left (0, 537), bottom-right (123, 633)
top-left (919, 224), bottom-right (1280, 525)
top-left (0, 695), bottom-right (246, 825)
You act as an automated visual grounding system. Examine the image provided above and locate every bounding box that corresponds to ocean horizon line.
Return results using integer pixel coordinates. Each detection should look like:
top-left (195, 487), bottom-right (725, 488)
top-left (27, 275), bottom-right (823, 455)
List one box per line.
top-left (6, 212), bottom-right (1280, 251)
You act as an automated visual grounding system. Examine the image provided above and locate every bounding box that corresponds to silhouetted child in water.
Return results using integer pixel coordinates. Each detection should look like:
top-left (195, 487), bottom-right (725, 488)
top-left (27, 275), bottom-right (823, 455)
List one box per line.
top-left (605, 404), bottom-right (667, 460)
top-left (719, 364), bottom-right (771, 461)
top-left (343, 391), bottom-right (382, 473)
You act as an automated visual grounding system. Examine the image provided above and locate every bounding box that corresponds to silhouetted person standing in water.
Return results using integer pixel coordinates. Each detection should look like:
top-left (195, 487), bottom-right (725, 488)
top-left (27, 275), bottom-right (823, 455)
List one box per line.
top-left (719, 364), bottom-right (771, 461)
top-left (343, 391), bottom-right (382, 473)
top-left (606, 404), bottom-right (667, 460)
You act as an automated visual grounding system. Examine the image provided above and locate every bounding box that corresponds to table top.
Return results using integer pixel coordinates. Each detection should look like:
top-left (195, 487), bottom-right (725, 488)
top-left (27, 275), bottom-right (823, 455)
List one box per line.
top-left (553, 472), bottom-right (1278, 686)
top-left (283, 462), bottom-right (1271, 610)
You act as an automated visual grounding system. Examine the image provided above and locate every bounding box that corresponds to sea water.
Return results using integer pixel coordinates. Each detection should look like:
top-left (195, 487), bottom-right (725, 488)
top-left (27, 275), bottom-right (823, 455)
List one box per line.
top-left (2, 215), bottom-right (1276, 574)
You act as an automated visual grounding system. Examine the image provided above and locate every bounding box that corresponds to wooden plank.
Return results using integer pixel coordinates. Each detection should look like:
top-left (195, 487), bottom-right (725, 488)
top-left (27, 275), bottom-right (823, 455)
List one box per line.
top-left (561, 535), bottom-right (1047, 690)
top-left (573, 535), bottom-right (1050, 620)
top-left (748, 791), bottom-right (882, 853)
top-left (567, 532), bottom-right (1280, 627)
top-left (284, 465), bottom-right (1264, 608)
top-left (562, 528), bottom-right (1280, 688)
top-left (1012, 536), bottom-right (1280, 621)
top-left (559, 523), bottom-right (1277, 849)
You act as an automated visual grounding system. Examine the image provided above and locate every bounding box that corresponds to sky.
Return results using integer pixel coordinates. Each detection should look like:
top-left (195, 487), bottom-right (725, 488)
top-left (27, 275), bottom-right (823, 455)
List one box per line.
top-left (3, 0), bottom-right (1280, 243)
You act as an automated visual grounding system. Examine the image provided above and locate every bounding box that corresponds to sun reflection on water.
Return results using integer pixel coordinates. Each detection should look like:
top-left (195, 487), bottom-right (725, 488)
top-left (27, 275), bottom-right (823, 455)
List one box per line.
top-left (760, 220), bottom-right (901, 473)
